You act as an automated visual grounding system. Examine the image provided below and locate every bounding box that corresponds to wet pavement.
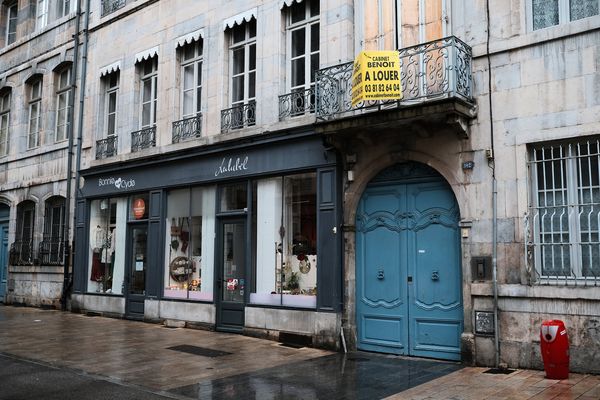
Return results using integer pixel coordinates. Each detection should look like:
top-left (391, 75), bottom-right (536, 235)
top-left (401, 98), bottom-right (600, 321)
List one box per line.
top-left (1, 305), bottom-right (599, 399)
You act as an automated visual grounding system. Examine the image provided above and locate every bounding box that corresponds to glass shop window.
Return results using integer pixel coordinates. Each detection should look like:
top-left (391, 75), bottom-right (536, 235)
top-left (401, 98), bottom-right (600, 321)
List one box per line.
top-left (129, 193), bottom-right (149, 220)
top-left (219, 182), bottom-right (247, 211)
top-left (87, 197), bottom-right (127, 294)
top-left (164, 186), bottom-right (216, 301)
top-left (250, 172), bottom-right (317, 308)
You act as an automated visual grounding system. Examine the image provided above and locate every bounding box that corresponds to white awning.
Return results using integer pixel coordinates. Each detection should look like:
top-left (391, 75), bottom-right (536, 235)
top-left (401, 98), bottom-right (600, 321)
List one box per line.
top-left (280, 0), bottom-right (303, 9)
top-left (175, 28), bottom-right (205, 49)
top-left (99, 61), bottom-right (121, 77)
top-left (134, 46), bottom-right (159, 63)
top-left (223, 8), bottom-right (257, 30)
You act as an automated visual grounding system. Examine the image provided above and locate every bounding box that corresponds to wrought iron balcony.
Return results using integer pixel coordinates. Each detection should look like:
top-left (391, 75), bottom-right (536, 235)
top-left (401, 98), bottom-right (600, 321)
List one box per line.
top-left (221, 101), bottom-right (256, 133)
top-left (101, 0), bottom-right (126, 17)
top-left (95, 135), bottom-right (118, 160)
top-left (9, 240), bottom-right (34, 266)
top-left (315, 36), bottom-right (473, 121)
top-left (131, 126), bottom-right (156, 153)
top-left (172, 114), bottom-right (202, 143)
top-left (279, 87), bottom-right (315, 120)
top-left (39, 237), bottom-right (65, 266)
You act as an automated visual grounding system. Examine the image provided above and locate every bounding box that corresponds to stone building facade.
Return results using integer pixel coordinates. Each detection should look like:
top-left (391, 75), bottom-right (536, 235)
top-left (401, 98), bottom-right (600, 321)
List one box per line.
top-left (0, 0), bottom-right (79, 308)
top-left (2, 0), bottom-right (599, 373)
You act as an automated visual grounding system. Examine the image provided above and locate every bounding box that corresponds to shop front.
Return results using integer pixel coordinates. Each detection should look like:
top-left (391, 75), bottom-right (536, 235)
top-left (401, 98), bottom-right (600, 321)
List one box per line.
top-left (72, 134), bottom-right (342, 346)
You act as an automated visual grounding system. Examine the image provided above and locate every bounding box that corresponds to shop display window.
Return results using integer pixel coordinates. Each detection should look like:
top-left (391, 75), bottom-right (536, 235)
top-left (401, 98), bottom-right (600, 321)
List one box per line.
top-left (250, 173), bottom-right (317, 308)
top-left (87, 197), bottom-right (127, 294)
top-left (163, 186), bottom-right (215, 301)
top-left (219, 182), bottom-right (247, 211)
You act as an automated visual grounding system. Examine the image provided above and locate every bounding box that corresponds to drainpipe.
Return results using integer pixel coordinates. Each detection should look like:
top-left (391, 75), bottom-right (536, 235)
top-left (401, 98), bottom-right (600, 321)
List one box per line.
top-left (60, 0), bottom-right (83, 311)
top-left (75, 0), bottom-right (91, 198)
top-left (486, 0), bottom-right (500, 368)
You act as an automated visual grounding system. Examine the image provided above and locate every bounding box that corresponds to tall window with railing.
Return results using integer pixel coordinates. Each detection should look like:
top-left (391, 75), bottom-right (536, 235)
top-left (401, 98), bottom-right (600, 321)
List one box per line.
top-left (279, 0), bottom-right (319, 119)
top-left (173, 39), bottom-right (203, 142)
top-left (41, 196), bottom-right (65, 265)
top-left (132, 56), bottom-right (157, 152)
top-left (527, 139), bottom-right (600, 285)
top-left (0, 90), bottom-right (10, 156)
top-left (28, 78), bottom-right (42, 149)
top-left (11, 201), bottom-right (35, 265)
top-left (221, 18), bottom-right (256, 132)
top-left (96, 71), bottom-right (119, 159)
top-left (140, 57), bottom-right (157, 130)
top-left (55, 67), bottom-right (71, 142)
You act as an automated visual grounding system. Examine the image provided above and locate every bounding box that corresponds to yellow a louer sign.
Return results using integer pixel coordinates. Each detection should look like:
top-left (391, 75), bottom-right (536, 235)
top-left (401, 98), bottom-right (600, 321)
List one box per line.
top-left (351, 51), bottom-right (402, 107)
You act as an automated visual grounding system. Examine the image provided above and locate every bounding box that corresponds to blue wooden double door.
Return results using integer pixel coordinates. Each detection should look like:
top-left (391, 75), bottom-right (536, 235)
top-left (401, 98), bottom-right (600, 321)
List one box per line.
top-left (356, 165), bottom-right (463, 360)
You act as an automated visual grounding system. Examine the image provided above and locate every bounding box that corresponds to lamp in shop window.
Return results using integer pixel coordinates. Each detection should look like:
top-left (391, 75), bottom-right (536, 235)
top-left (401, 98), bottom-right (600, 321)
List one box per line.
top-left (132, 198), bottom-right (145, 219)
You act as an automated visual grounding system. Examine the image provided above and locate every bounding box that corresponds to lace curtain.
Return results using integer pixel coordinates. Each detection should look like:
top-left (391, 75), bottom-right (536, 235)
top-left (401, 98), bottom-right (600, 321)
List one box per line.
top-left (532, 0), bottom-right (559, 30)
top-left (570, 0), bottom-right (599, 21)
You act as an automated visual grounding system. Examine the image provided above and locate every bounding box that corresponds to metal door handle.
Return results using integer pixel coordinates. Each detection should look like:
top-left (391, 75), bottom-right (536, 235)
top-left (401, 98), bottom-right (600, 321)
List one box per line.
top-left (377, 269), bottom-right (384, 280)
top-left (431, 270), bottom-right (439, 281)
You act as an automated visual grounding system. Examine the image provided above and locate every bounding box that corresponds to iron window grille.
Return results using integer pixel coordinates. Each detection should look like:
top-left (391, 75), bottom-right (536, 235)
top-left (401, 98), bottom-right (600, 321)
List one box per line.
top-left (525, 139), bottom-right (600, 286)
top-left (96, 135), bottom-right (118, 159)
top-left (315, 35), bottom-right (473, 121)
top-left (279, 88), bottom-right (315, 120)
top-left (172, 114), bottom-right (202, 143)
top-left (221, 101), bottom-right (256, 133)
top-left (101, 0), bottom-right (126, 17)
top-left (131, 126), bottom-right (156, 152)
top-left (9, 240), bottom-right (35, 266)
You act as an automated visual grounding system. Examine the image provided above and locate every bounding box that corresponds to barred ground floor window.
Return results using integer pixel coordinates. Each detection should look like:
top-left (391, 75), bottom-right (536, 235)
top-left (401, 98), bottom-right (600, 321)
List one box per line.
top-left (528, 138), bottom-right (600, 283)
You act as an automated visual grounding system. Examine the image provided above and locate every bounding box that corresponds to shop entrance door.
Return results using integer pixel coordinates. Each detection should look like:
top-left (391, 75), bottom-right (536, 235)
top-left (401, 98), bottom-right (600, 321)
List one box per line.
top-left (216, 219), bottom-right (246, 332)
top-left (0, 222), bottom-right (8, 301)
top-left (125, 224), bottom-right (147, 319)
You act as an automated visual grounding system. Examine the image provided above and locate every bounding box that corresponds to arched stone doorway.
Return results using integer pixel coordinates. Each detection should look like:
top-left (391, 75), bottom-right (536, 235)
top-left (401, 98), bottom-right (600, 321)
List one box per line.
top-left (355, 162), bottom-right (463, 360)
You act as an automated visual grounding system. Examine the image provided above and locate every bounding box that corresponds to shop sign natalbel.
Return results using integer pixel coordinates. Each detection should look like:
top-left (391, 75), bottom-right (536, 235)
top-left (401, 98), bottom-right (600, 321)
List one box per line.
top-left (351, 50), bottom-right (403, 106)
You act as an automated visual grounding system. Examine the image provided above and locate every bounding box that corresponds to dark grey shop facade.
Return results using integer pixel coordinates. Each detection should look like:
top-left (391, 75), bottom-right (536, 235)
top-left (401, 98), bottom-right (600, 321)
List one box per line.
top-left (72, 132), bottom-right (342, 346)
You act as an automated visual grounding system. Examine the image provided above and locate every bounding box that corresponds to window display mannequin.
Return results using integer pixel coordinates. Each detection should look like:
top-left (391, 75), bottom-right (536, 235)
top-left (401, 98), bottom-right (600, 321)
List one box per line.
top-left (90, 225), bottom-right (105, 286)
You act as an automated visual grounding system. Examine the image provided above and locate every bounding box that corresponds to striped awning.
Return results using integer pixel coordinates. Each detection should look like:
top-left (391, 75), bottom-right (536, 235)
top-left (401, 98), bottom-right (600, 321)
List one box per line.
top-left (223, 8), bottom-right (257, 30)
top-left (99, 61), bottom-right (121, 77)
top-left (134, 46), bottom-right (159, 63)
top-left (175, 28), bottom-right (204, 48)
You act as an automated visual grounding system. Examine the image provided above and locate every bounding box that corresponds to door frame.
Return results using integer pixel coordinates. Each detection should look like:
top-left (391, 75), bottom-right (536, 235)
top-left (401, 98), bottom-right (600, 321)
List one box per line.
top-left (125, 221), bottom-right (148, 320)
top-left (215, 216), bottom-right (248, 332)
top-left (355, 163), bottom-right (463, 360)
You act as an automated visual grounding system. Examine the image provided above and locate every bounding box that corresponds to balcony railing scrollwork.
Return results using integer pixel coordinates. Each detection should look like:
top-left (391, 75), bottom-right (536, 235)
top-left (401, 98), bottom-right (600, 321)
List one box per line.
top-left (9, 240), bottom-right (35, 266)
top-left (131, 126), bottom-right (156, 153)
top-left (95, 135), bottom-right (118, 160)
top-left (221, 101), bottom-right (256, 133)
top-left (38, 237), bottom-right (65, 266)
top-left (278, 87), bottom-right (315, 120)
top-left (101, 0), bottom-right (126, 17)
top-left (316, 36), bottom-right (473, 121)
top-left (172, 114), bottom-right (202, 143)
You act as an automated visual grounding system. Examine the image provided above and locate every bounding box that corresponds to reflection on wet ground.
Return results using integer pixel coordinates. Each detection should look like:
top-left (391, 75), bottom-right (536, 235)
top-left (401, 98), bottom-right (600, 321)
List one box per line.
top-left (169, 352), bottom-right (462, 400)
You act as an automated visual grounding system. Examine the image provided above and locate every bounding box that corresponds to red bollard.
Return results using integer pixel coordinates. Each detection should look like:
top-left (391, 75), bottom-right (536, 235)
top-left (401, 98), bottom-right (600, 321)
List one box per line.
top-left (540, 320), bottom-right (569, 379)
